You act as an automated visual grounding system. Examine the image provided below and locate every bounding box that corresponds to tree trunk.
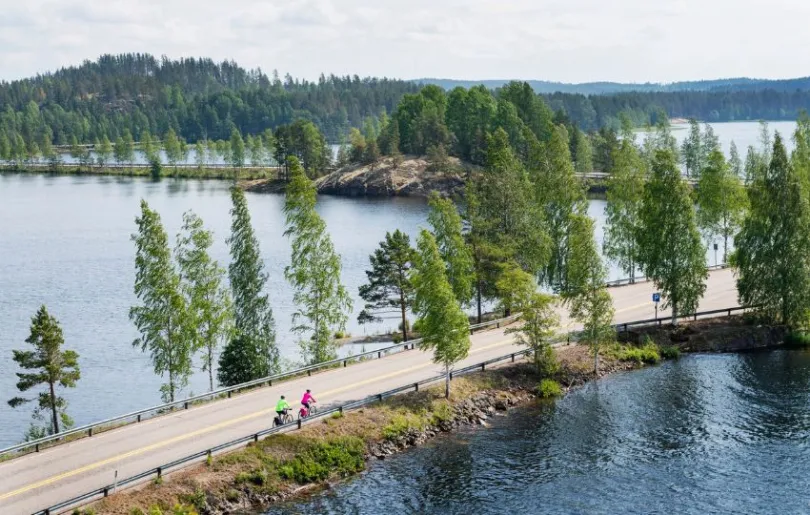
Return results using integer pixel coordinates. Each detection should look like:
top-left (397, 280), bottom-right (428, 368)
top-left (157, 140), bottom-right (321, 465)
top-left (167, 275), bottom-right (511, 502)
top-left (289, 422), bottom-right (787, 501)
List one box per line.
top-left (671, 301), bottom-right (678, 326)
top-left (400, 292), bottom-right (409, 342)
top-left (476, 281), bottom-right (483, 324)
top-left (49, 380), bottom-right (60, 434)
top-left (593, 350), bottom-right (599, 375)
top-left (445, 363), bottom-right (450, 399)
top-left (208, 347), bottom-right (214, 392)
top-left (723, 234), bottom-right (728, 264)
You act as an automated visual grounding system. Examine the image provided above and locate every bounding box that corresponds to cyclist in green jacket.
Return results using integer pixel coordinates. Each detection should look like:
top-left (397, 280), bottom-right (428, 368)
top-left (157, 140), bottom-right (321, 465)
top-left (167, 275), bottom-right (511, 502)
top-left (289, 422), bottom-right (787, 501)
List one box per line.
top-left (275, 395), bottom-right (291, 425)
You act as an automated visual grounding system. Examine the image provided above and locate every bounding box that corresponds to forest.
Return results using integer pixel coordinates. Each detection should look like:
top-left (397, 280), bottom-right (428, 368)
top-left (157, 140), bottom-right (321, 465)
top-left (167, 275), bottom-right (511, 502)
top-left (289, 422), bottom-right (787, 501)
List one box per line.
top-left (3, 53), bottom-right (810, 162)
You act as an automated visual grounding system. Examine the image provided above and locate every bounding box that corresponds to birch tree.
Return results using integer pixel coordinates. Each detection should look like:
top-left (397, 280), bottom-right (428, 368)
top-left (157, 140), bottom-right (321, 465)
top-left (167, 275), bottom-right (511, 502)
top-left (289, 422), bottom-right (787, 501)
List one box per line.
top-left (412, 229), bottom-right (470, 398)
top-left (427, 192), bottom-right (474, 305)
top-left (604, 137), bottom-right (645, 283)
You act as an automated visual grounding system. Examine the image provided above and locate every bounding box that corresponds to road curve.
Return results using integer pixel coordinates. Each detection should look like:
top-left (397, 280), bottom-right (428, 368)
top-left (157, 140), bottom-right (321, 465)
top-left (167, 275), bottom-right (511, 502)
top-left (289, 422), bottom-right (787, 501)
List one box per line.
top-left (0, 269), bottom-right (738, 514)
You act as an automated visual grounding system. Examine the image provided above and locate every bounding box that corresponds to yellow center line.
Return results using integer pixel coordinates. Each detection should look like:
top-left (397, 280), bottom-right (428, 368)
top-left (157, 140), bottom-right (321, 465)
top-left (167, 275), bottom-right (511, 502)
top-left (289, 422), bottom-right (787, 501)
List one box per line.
top-left (0, 337), bottom-right (518, 501)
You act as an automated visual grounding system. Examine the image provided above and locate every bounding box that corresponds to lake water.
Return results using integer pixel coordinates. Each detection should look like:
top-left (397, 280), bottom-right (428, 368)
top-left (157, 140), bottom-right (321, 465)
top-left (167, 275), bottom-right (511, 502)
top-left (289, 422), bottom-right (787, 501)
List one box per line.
top-left (0, 121), bottom-right (768, 446)
top-left (267, 350), bottom-right (810, 515)
top-left (640, 120), bottom-right (798, 158)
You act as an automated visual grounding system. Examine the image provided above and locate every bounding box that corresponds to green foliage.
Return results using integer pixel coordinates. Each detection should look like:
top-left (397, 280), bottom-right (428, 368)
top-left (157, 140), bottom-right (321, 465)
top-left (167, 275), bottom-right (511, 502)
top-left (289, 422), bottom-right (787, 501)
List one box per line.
top-left (411, 230), bottom-right (471, 398)
top-left (637, 150), bottom-right (707, 323)
top-left (176, 212), bottom-right (232, 392)
top-left (277, 437), bottom-right (365, 484)
top-left (178, 488), bottom-right (206, 512)
top-left (229, 128), bottom-right (245, 169)
top-left (149, 157), bottom-right (163, 180)
top-left (616, 342), bottom-right (661, 365)
top-left (358, 230), bottom-right (417, 342)
top-left (427, 193), bottom-right (474, 305)
top-left (284, 157), bottom-right (352, 364)
top-left (504, 275), bottom-right (560, 377)
top-left (659, 345), bottom-right (681, 359)
top-left (573, 128), bottom-right (593, 174)
top-left (536, 379), bottom-right (563, 399)
top-left (130, 200), bottom-right (193, 402)
top-left (8, 305), bottom-right (80, 436)
top-left (604, 137), bottom-right (645, 282)
top-left (219, 187), bottom-right (278, 386)
top-left (695, 150), bottom-right (748, 263)
top-left (275, 120), bottom-right (331, 178)
top-left (382, 411), bottom-right (429, 440)
top-left (784, 331), bottom-right (810, 348)
top-left (735, 132), bottom-right (810, 326)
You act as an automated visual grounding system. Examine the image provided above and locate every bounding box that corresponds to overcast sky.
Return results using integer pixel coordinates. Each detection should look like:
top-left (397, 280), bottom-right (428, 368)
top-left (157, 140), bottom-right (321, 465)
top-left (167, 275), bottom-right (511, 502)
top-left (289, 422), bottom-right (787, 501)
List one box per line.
top-left (1, 0), bottom-right (809, 83)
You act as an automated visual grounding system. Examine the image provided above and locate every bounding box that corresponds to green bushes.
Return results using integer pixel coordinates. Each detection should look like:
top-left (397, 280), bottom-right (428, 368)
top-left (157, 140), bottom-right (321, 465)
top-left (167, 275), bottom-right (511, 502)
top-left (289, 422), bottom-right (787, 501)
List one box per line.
top-left (430, 401), bottom-right (454, 425)
top-left (381, 411), bottom-right (428, 440)
top-left (659, 345), bottom-right (681, 359)
top-left (536, 379), bottom-right (563, 399)
top-left (277, 437), bottom-right (365, 484)
top-left (617, 342), bottom-right (661, 364)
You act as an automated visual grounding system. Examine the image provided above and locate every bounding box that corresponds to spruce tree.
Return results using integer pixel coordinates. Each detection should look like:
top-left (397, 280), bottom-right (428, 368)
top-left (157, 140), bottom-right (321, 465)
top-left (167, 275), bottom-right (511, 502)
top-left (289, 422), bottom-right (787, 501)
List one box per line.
top-left (637, 150), bottom-right (707, 324)
top-left (176, 212), bottom-right (233, 391)
top-left (284, 157), bottom-right (352, 364)
top-left (735, 133), bottom-right (810, 325)
top-left (219, 187), bottom-right (278, 386)
top-left (130, 200), bottom-right (193, 402)
top-left (358, 230), bottom-right (417, 342)
top-left (412, 229), bottom-right (471, 398)
top-left (9, 306), bottom-right (80, 437)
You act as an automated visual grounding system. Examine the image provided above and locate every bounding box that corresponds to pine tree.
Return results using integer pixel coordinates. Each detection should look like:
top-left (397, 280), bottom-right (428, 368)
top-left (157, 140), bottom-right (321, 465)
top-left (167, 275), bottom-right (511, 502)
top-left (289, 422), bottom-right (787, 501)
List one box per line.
top-left (358, 230), bottom-right (417, 342)
top-left (219, 187), bottom-right (278, 386)
top-left (427, 193), bottom-right (474, 305)
top-left (637, 150), bottom-right (707, 324)
top-left (130, 200), bottom-right (193, 402)
top-left (284, 157), bottom-right (352, 364)
top-left (8, 306), bottom-right (80, 437)
top-left (735, 133), bottom-right (810, 326)
top-left (603, 138), bottom-right (645, 283)
top-left (695, 150), bottom-right (748, 264)
top-left (411, 229), bottom-right (471, 398)
top-left (176, 212), bottom-right (233, 392)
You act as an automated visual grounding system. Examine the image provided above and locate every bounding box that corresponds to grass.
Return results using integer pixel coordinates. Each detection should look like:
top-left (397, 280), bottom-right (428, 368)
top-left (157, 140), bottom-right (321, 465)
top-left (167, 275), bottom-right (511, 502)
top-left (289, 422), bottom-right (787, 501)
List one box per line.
top-left (785, 331), bottom-right (810, 348)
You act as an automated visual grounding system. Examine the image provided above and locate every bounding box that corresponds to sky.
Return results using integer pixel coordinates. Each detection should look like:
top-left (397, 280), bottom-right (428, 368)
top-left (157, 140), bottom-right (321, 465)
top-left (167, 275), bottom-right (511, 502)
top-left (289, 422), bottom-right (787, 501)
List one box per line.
top-left (1, 0), bottom-right (810, 83)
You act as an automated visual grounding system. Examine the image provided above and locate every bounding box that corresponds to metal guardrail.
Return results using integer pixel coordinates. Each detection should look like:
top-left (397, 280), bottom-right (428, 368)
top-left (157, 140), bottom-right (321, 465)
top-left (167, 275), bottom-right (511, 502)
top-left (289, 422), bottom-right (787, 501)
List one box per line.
top-left (611, 305), bottom-right (750, 333)
top-left (605, 263), bottom-right (728, 288)
top-left (0, 314), bottom-right (520, 459)
top-left (30, 348), bottom-right (534, 515)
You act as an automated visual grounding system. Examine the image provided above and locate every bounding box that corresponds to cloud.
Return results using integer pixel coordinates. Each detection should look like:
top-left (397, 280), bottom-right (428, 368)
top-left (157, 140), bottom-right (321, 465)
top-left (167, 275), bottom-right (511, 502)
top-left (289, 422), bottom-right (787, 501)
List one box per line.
top-left (0, 0), bottom-right (808, 83)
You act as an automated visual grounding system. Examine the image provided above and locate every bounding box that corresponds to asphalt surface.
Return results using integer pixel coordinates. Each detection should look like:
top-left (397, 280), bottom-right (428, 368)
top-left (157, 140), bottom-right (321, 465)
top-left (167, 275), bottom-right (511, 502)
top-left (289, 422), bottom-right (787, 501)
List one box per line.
top-left (0, 268), bottom-right (739, 514)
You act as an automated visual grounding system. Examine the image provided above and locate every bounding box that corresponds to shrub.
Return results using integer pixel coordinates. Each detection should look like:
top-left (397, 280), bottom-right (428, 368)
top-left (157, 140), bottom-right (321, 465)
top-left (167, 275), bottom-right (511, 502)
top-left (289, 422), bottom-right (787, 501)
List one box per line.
top-left (171, 505), bottom-right (199, 515)
top-left (130, 509), bottom-right (146, 515)
top-left (659, 345), bottom-right (681, 359)
top-left (149, 158), bottom-right (162, 180)
top-left (330, 411), bottom-right (344, 420)
top-left (392, 332), bottom-right (403, 344)
top-left (179, 488), bottom-right (206, 512)
top-left (430, 401), bottom-right (454, 425)
top-left (278, 437), bottom-right (365, 484)
top-left (536, 379), bottom-right (563, 399)
top-left (618, 343), bottom-right (660, 365)
top-left (381, 412), bottom-right (428, 440)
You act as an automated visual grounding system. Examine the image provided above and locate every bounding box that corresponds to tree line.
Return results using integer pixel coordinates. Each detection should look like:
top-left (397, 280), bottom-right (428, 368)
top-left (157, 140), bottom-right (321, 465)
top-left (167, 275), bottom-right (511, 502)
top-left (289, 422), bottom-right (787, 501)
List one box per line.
top-left (8, 108), bottom-right (810, 439)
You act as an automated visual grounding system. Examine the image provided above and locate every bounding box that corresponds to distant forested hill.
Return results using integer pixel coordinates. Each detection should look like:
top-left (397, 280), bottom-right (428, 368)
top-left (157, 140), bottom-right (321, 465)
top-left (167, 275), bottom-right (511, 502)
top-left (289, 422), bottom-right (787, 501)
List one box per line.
top-left (416, 77), bottom-right (810, 95)
top-left (0, 53), bottom-right (418, 146)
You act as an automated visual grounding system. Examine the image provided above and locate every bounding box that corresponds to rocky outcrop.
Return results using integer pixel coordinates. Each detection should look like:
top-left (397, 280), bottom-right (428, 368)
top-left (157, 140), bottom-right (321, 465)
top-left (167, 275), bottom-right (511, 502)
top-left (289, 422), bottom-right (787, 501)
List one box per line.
top-left (315, 156), bottom-right (467, 198)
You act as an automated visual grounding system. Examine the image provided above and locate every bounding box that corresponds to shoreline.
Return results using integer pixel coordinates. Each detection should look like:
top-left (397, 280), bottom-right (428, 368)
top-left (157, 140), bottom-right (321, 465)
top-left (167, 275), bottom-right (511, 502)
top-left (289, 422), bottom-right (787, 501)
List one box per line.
top-left (80, 316), bottom-right (787, 515)
top-left (0, 164), bottom-right (276, 181)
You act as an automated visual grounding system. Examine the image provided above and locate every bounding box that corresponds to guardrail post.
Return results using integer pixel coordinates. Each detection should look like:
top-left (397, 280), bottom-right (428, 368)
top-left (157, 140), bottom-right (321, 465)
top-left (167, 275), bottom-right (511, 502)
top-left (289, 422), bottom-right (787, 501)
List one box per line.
top-left (88, 427), bottom-right (93, 437)
top-left (104, 487), bottom-right (109, 497)
top-left (254, 434), bottom-right (259, 443)
top-left (511, 353), bottom-right (515, 362)
top-left (184, 402), bottom-right (189, 410)
top-left (307, 370), bottom-right (311, 377)
top-left (497, 322), bottom-right (500, 328)
top-left (339, 406), bottom-right (344, 415)
top-left (156, 467), bottom-right (162, 479)
top-left (658, 319), bottom-right (662, 327)
top-left (378, 351), bottom-right (382, 358)
top-left (694, 313), bottom-right (697, 321)
top-left (268, 380), bottom-right (272, 386)
top-left (728, 308), bottom-right (731, 316)
top-left (414, 382), bottom-right (419, 392)
top-left (36, 443), bottom-right (39, 452)
top-left (137, 414), bottom-right (142, 422)
top-left (378, 394), bottom-right (383, 401)
top-left (481, 363), bottom-right (486, 371)
top-left (343, 360), bottom-right (347, 367)
top-left (227, 391), bottom-right (232, 399)
top-left (449, 371), bottom-right (454, 380)
top-left (297, 419), bottom-right (302, 429)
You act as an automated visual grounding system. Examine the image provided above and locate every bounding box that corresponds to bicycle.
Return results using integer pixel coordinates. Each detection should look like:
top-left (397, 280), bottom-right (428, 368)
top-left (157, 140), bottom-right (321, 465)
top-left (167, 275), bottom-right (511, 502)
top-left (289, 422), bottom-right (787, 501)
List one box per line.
top-left (299, 402), bottom-right (318, 420)
top-left (274, 409), bottom-right (293, 426)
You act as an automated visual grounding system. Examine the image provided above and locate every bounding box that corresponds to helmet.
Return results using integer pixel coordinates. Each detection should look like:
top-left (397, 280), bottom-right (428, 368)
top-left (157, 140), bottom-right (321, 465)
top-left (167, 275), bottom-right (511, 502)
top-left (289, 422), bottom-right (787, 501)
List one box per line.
top-left (306, 389), bottom-right (311, 393)
top-left (281, 395), bottom-right (285, 399)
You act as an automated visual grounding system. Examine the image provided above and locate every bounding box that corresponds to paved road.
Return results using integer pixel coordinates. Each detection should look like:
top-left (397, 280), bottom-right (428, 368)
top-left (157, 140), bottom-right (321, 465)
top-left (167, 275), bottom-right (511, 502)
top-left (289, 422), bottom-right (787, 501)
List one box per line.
top-left (0, 269), bottom-right (738, 514)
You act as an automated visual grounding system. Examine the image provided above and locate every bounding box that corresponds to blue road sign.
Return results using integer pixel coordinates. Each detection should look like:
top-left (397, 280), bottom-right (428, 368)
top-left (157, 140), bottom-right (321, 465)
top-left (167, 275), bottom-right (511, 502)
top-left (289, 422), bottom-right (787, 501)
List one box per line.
top-left (653, 293), bottom-right (661, 303)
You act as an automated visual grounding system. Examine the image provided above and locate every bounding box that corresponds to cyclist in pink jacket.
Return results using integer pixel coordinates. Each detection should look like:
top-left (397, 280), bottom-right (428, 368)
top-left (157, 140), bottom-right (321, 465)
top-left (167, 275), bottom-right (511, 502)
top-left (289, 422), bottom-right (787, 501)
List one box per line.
top-left (301, 389), bottom-right (316, 409)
